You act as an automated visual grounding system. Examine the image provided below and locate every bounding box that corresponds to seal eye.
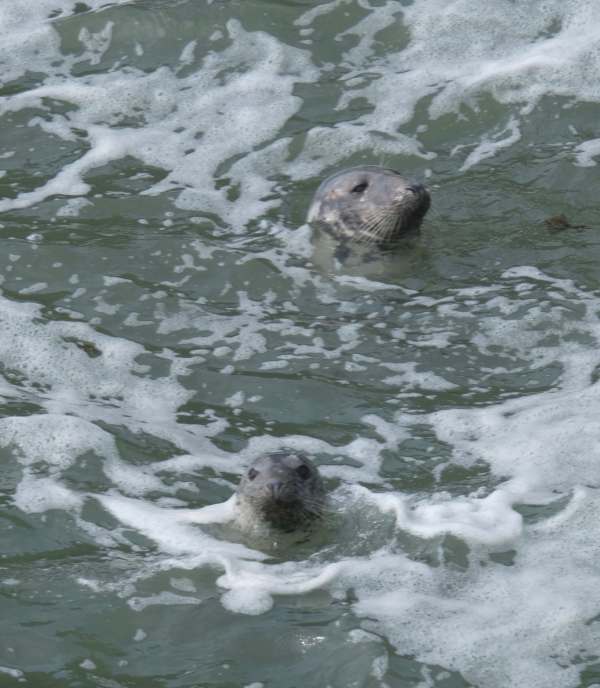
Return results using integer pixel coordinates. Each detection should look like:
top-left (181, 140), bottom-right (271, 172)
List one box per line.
top-left (296, 464), bottom-right (311, 480)
top-left (351, 181), bottom-right (368, 194)
top-left (248, 468), bottom-right (258, 481)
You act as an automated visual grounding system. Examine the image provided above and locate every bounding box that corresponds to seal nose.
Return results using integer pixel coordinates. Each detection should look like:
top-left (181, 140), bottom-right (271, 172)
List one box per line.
top-left (268, 480), bottom-right (285, 499)
top-left (407, 183), bottom-right (427, 194)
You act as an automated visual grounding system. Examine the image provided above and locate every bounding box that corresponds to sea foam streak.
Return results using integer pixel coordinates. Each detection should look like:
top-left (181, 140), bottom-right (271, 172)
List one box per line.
top-left (6, 261), bottom-right (600, 685)
top-left (3, 1), bottom-right (600, 687)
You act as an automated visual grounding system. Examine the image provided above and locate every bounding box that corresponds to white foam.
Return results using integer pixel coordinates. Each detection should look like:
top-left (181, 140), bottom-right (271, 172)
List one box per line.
top-left (19, 282), bottom-right (47, 295)
top-left (56, 197), bottom-right (92, 217)
top-left (0, 18), bottom-right (318, 225)
top-left (1, 413), bottom-right (115, 511)
top-left (370, 654), bottom-right (388, 681)
top-left (574, 137), bottom-right (600, 166)
top-left (295, 0), bottom-right (352, 28)
top-left (0, 293), bottom-right (195, 444)
top-left (97, 493), bottom-right (234, 552)
top-left (128, 592), bottom-right (200, 612)
top-left (133, 629), bottom-right (146, 641)
top-left (169, 577), bottom-right (196, 593)
top-left (330, 267), bottom-right (600, 687)
top-left (122, 265), bottom-right (600, 687)
top-left (15, 475), bottom-right (83, 514)
top-left (382, 362), bottom-right (458, 392)
top-left (352, 490), bottom-right (600, 688)
top-left (458, 116), bottom-right (521, 171)
top-left (4, 2), bottom-right (600, 684)
top-left (78, 22), bottom-right (113, 65)
top-left (4, 263), bottom-right (600, 687)
top-left (218, 560), bottom-right (343, 615)
top-left (0, 666), bottom-right (24, 679)
top-left (178, 40), bottom-right (197, 66)
top-left (291, 0), bottom-right (600, 171)
top-left (371, 486), bottom-right (523, 545)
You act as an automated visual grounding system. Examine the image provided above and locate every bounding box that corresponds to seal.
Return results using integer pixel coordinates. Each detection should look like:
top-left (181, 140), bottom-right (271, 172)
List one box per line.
top-left (307, 165), bottom-right (430, 245)
top-left (235, 452), bottom-right (325, 532)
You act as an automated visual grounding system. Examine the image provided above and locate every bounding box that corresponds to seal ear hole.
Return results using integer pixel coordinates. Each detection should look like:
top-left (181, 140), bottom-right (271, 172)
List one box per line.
top-left (296, 464), bottom-right (311, 480)
top-left (351, 181), bottom-right (368, 194)
top-left (248, 468), bottom-right (258, 481)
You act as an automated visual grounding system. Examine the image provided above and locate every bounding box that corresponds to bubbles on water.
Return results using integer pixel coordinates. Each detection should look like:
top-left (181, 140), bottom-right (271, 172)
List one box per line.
top-left (575, 137), bottom-right (600, 166)
top-left (0, 10), bottom-right (319, 226)
top-left (3, 1), bottom-right (600, 687)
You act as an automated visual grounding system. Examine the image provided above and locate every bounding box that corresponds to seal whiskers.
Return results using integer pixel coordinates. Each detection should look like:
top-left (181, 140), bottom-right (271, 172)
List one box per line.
top-left (307, 166), bottom-right (430, 248)
top-left (363, 207), bottom-right (400, 244)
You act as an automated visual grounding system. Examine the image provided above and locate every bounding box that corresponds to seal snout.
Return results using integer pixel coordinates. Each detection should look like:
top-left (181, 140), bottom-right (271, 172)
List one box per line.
top-left (267, 479), bottom-right (288, 501)
top-left (236, 452), bottom-right (326, 532)
top-left (407, 183), bottom-right (427, 195)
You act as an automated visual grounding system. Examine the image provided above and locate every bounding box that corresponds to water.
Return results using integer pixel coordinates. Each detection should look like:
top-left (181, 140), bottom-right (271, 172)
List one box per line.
top-left (2, 0), bottom-right (600, 686)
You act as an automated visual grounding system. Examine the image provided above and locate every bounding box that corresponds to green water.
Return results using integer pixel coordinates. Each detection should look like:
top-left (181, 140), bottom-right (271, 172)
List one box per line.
top-left (3, 1), bottom-right (600, 687)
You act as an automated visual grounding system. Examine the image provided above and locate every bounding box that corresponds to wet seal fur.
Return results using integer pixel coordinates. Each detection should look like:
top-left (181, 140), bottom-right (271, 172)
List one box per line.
top-left (307, 165), bottom-right (430, 248)
top-left (236, 452), bottom-right (325, 532)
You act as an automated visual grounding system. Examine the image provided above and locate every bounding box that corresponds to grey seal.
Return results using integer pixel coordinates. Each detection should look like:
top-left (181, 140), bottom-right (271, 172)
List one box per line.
top-left (236, 452), bottom-right (325, 532)
top-left (307, 165), bottom-right (430, 245)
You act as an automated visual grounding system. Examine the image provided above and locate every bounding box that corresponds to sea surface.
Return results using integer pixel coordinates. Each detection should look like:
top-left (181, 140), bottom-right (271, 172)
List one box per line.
top-left (2, 1), bottom-right (600, 686)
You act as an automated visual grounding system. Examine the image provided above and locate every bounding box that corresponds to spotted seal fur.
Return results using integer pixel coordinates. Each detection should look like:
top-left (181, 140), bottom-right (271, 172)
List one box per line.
top-left (307, 165), bottom-right (430, 245)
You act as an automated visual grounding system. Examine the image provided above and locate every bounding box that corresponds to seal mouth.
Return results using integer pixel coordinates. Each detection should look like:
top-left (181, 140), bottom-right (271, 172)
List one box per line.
top-left (261, 498), bottom-right (313, 531)
top-left (257, 492), bottom-right (324, 531)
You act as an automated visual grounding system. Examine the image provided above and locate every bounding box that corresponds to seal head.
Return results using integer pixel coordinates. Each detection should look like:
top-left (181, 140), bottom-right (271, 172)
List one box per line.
top-left (236, 452), bottom-right (325, 532)
top-left (307, 165), bottom-right (430, 245)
